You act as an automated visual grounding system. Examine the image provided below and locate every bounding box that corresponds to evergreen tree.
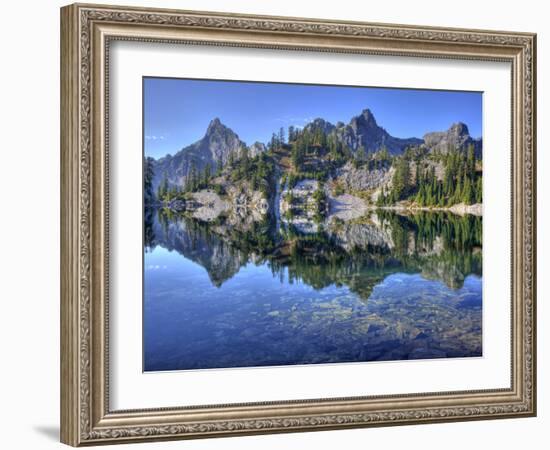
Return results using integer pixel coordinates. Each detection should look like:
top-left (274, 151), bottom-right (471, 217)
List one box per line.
top-left (216, 154), bottom-right (224, 175)
top-left (157, 171), bottom-right (169, 200)
top-left (377, 144), bottom-right (483, 208)
top-left (278, 127), bottom-right (286, 145)
top-left (187, 162), bottom-right (197, 192)
top-left (426, 184), bottom-right (434, 207)
top-left (467, 144), bottom-right (476, 176)
top-left (414, 162), bottom-right (421, 189)
top-left (319, 130), bottom-right (327, 148)
top-left (376, 187), bottom-right (386, 206)
top-left (328, 136), bottom-right (343, 162)
top-left (144, 157), bottom-right (155, 204)
top-left (203, 162), bottom-right (212, 187)
top-left (240, 146), bottom-right (249, 174)
top-left (391, 158), bottom-right (410, 201)
top-left (355, 146), bottom-right (367, 168)
top-left (475, 177), bottom-right (483, 203)
top-left (168, 185), bottom-right (177, 200)
top-left (270, 133), bottom-right (278, 151)
top-left (288, 125), bottom-right (295, 142)
top-left (291, 142), bottom-right (304, 171)
top-left (453, 176), bottom-right (462, 204)
top-left (436, 182), bottom-right (445, 206)
top-left (415, 184), bottom-right (426, 206)
top-left (378, 146), bottom-right (390, 164)
top-left (462, 175), bottom-right (473, 204)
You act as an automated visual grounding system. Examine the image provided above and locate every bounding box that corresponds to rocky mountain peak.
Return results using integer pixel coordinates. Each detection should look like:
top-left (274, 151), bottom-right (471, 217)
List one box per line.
top-left (202, 118), bottom-right (243, 152)
top-left (206, 117), bottom-right (227, 135)
top-left (348, 108), bottom-right (380, 134)
top-left (151, 118), bottom-right (245, 192)
top-left (423, 122), bottom-right (481, 156)
top-left (338, 108), bottom-right (422, 155)
top-left (448, 122), bottom-right (469, 136)
top-left (359, 108), bottom-right (377, 125)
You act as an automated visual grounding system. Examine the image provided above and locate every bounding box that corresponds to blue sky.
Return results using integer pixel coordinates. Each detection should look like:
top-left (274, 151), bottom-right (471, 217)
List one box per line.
top-left (144, 77), bottom-right (482, 159)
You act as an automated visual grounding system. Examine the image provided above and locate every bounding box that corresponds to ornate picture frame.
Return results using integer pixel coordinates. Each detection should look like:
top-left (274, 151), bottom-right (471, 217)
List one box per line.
top-left (60, 3), bottom-right (536, 446)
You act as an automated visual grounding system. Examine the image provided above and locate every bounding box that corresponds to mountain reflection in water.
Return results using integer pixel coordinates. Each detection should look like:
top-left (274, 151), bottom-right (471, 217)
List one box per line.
top-left (144, 209), bottom-right (482, 371)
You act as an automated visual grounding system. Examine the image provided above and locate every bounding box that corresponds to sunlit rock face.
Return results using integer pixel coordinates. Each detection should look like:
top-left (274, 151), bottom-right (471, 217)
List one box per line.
top-left (423, 122), bottom-right (482, 157)
top-left (248, 141), bottom-right (267, 157)
top-left (334, 161), bottom-right (393, 192)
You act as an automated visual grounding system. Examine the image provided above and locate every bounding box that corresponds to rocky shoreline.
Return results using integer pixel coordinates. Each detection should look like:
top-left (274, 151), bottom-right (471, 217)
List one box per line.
top-left (370, 202), bottom-right (482, 217)
top-left (159, 180), bottom-right (482, 228)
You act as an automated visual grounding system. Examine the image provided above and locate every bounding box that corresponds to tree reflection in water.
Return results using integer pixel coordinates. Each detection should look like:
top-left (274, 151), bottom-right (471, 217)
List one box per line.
top-left (144, 208), bottom-right (482, 371)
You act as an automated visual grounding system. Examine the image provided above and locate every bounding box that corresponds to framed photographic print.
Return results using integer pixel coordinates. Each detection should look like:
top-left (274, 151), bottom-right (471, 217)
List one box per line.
top-left (60, 3), bottom-right (537, 446)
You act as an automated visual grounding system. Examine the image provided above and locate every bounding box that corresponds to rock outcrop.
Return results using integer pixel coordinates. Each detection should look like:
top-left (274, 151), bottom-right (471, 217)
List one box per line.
top-left (185, 190), bottom-right (231, 222)
top-left (423, 122), bottom-right (482, 157)
top-left (248, 141), bottom-right (267, 157)
top-left (334, 161), bottom-right (393, 193)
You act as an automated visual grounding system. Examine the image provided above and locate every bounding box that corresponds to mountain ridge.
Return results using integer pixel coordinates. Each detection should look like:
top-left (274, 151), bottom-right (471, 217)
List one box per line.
top-left (150, 108), bottom-right (482, 191)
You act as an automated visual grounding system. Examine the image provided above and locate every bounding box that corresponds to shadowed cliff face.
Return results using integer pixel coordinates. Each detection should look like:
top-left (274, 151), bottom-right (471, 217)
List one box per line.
top-left (152, 118), bottom-right (246, 192)
top-left (145, 208), bottom-right (482, 300)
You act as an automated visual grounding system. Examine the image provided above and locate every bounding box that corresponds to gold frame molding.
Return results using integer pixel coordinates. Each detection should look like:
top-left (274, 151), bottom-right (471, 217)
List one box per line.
top-left (60, 3), bottom-right (537, 446)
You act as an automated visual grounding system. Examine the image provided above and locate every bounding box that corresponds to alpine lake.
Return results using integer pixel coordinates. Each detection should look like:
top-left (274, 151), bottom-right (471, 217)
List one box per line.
top-left (143, 206), bottom-right (482, 372)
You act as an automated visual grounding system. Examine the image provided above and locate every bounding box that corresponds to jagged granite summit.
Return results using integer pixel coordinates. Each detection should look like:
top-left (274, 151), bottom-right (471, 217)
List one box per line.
top-left (335, 109), bottom-right (423, 155)
top-left (423, 122), bottom-right (482, 157)
top-left (152, 118), bottom-right (246, 192)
